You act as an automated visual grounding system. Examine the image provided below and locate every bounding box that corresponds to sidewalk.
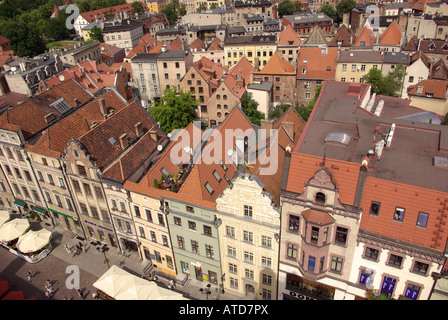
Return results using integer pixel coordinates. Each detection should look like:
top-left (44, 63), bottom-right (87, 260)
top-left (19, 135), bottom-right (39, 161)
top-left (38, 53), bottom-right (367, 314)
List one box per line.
top-left (46, 225), bottom-right (249, 301)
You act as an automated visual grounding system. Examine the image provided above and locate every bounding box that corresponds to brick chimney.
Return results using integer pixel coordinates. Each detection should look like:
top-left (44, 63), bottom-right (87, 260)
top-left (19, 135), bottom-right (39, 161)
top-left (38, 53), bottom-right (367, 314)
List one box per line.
top-left (99, 98), bottom-right (107, 117)
top-left (119, 133), bottom-right (128, 149)
top-left (135, 122), bottom-right (144, 137)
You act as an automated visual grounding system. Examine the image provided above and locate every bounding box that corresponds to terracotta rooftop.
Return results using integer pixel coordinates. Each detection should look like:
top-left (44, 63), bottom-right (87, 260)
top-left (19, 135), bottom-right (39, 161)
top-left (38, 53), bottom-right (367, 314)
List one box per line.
top-left (166, 37), bottom-right (184, 51)
top-left (378, 21), bottom-right (402, 46)
top-left (353, 26), bottom-right (376, 47)
top-left (24, 90), bottom-right (129, 158)
top-left (188, 38), bottom-right (206, 52)
top-left (408, 79), bottom-right (448, 100)
top-left (328, 25), bottom-right (353, 47)
top-left (76, 100), bottom-right (164, 171)
top-left (255, 51), bottom-right (295, 75)
top-left (80, 3), bottom-right (144, 23)
top-left (0, 79), bottom-right (92, 141)
top-left (278, 24), bottom-right (303, 46)
top-left (297, 46), bottom-right (338, 80)
top-left (228, 56), bottom-right (254, 85)
top-left (207, 37), bottom-right (224, 51)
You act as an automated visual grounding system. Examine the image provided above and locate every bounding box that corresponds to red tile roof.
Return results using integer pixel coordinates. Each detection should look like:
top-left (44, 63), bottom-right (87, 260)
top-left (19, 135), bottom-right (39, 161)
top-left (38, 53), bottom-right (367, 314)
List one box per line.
top-left (297, 46), bottom-right (338, 80)
top-left (166, 37), bottom-right (184, 51)
top-left (77, 100), bottom-right (163, 170)
top-left (80, 3), bottom-right (145, 23)
top-left (228, 56), bottom-right (254, 85)
top-left (278, 24), bottom-right (303, 46)
top-left (353, 26), bottom-right (376, 47)
top-left (0, 79), bottom-right (92, 140)
top-left (255, 51), bottom-right (295, 75)
top-left (378, 21), bottom-right (401, 46)
top-left (25, 90), bottom-right (129, 158)
top-left (408, 79), bottom-right (448, 100)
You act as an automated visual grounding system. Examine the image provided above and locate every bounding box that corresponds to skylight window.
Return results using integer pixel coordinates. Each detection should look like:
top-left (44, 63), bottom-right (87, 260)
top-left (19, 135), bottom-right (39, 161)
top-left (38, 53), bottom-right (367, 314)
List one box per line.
top-left (205, 182), bottom-right (214, 195)
top-left (213, 170), bottom-right (221, 182)
top-left (50, 98), bottom-right (74, 115)
top-left (325, 132), bottom-right (351, 145)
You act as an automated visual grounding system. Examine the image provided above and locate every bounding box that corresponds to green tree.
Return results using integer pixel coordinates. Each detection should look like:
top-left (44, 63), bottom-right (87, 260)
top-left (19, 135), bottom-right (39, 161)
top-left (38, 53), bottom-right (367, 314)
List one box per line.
top-left (318, 3), bottom-right (338, 22)
top-left (442, 113), bottom-right (448, 126)
top-left (88, 26), bottom-right (103, 42)
top-left (131, 1), bottom-right (145, 15)
top-left (240, 92), bottom-right (265, 126)
top-left (268, 103), bottom-right (291, 120)
top-left (296, 85), bottom-right (321, 122)
top-left (278, 0), bottom-right (296, 17)
top-left (161, 0), bottom-right (186, 25)
top-left (364, 65), bottom-right (405, 97)
top-left (1, 20), bottom-right (46, 57)
top-left (148, 88), bottom-right (199, 133)
top-left (197, 3), bottom-right (207, 12)
top-left (336, 0), bottom-right (356, 22)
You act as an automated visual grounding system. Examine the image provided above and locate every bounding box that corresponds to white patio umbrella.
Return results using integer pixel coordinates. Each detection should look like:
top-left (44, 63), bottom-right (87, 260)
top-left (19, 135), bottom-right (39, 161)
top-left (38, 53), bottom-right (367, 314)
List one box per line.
top-left (0, 218), bottom-right (30, 242)
top-left (0, 210), bottom-right (10, 227)
top-left (16, 229), bottom-right (52, 253)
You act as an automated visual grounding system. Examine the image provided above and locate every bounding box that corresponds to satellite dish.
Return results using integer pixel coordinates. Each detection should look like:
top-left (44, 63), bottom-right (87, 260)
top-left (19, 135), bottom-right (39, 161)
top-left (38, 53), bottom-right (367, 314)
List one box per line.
top-left (227, 149), bottom-right (233, 157)
top-left (59, 75), bottom-right (65, 81)
top-left (157, 145), bottom-right (163, 151)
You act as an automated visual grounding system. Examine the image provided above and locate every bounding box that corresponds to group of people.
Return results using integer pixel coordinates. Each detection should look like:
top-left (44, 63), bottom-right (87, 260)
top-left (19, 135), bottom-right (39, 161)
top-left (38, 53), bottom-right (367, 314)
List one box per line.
top-left (64, 241), bottom-right (85, 256)
top-left (44, 279), bottom-right (54, 298)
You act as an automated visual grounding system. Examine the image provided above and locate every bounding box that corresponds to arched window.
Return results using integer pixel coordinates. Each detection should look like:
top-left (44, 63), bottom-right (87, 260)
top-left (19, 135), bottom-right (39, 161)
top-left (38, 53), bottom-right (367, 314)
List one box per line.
top-left (315, 192), bottom-right (326, 205)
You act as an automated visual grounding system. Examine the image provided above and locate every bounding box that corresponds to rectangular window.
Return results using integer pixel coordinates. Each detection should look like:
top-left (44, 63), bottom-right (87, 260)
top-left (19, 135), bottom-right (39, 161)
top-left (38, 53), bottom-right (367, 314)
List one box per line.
top-left (54, 194), bottom-right (63, 207)
top-left (229, 263), bottom-right (238, 274)
top-left (177, 236), bottom-right (185, 249)
top-left (191, 240), bottom-right (199, 253)
top-left (262, 274), bottom-right (272, 286)
top-left (413, 261), bottom-right (429, 275)
top-left (145, 209), bottom-right (152, 222)
top-left (417, 212), bottom-right (429, 228)
top-left (335, 227), bottom-right (348, 245)
top-left (230, 277), bottom-right (238, 289)
top-left (393, 207), bottom-right (405, 222)
top-left (311, 226), bottom-right (319, 244)
top-left (244, 251), bottom-right (253, 263)
top-left (158, 213), bottom-right (165, 227)
top-left (287, 243), bottom-right (297, 260)
top-left (331, 256), bottom-right (343, 273)
top-left (245, 269), bottom-right (254, 279)
top-left (134, 205), bottom-right (141, 218)
top-left (188, 221), bottom-right (196, 231)
top-left (361, 64), bottom-right (366, 71)
top-left (243, 230), bottom-right (253, 243)
top-left (203, 225), bottom-right (212, 237)
top-left (205, 244), bottom-right (214, 259)
top-left (365, 247), bottom-right (379, 261)
top-left (388, 254), bottom-right (403, 268)
top-left (405, 284), bottom-right (420, 300)
top-left (262, 256), bottom-right (272, 268)
top-left (151, 231), bottom-right (157, 242)
top-left (351, 64), bottom-right (357, 71)
top-left (226, 225), bottom-right (235, 238)
top-left (289, 215), bottom-right (300, 232)
top-left (409, 76), bottom-right (414, 83)
top-left (162, 235), bottom-right (169, 247)
top-left (228, 246), bottom-right (236, 258)
top-left (342, 64), bottom-right (347, 71)
top-left (261, 235), bottom-right (272, 248)
top-left (308, 256), bottom-right (316, 271)
top-left (370, 201), bottom-right (381, 216)
top-left (244, 205), bottom-right (253, 218)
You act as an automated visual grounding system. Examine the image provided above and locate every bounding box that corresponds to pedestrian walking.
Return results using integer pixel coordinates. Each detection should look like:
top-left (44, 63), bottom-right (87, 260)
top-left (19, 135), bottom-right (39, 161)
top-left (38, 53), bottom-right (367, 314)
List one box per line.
top-left (168, 279), bottom-right (175, 290)
top-left (76, 288), bottom-right (84, 299)
top-left (92, 292), bottom-right (98, 300)
top-left (26, 270), bottom-right (33, 283)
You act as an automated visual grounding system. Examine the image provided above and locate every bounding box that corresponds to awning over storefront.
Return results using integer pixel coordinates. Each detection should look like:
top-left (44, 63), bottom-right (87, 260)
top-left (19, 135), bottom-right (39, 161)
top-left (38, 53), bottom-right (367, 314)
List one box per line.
top-left (32, 207), bottom-right (47, 215)
top-left (13, 200), bottom-right (26, 208)
top-left (48, 208), bottom-right (78, 221)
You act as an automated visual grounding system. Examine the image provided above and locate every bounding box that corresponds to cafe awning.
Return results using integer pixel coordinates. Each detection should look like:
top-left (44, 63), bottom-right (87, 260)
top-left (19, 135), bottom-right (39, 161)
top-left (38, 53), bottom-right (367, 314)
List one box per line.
top-left (13, 200), bottom-right (26, 208)
top-left (32, 207), bottom-right (47, 215)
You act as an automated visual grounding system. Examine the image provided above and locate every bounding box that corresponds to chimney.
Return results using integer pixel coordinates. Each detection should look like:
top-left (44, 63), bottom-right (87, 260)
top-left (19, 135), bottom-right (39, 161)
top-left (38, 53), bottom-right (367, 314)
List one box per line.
top-left (135, 122), bottom-right (143, 137)
top-left (149, 130), bottom-right (158, 141)
top-left (353, 164), bottom-right (367, 208)
top-left (119, 133), bottom-right (128, 149)
top-left (260, 119), bottom-right (274, 137)
top-left (99, 98), bottom-right (107, 116)
top-left (281, 121), bottom-right (295, 141)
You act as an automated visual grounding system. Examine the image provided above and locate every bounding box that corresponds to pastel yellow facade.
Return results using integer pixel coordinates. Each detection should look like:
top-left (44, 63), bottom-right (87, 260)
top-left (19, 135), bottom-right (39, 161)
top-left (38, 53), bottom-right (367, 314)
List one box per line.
top-left (128, 191), bottom-right (177, 277)
top-left (225, 44), bottom-right (276, 68)
top-left (408, 96), bottom-right (448, 116)
top-left (147, 1), bottom-right (160, 13)
top-left (335, 62), bottom-right (382, 83)
top-left (216, 174), bottom-right (280, 300)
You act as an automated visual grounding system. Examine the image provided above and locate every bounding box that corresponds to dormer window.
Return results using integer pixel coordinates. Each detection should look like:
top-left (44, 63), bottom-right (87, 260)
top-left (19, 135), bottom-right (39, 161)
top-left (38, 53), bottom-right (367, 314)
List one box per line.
top-left (315, 192), bottom-right (326, 205)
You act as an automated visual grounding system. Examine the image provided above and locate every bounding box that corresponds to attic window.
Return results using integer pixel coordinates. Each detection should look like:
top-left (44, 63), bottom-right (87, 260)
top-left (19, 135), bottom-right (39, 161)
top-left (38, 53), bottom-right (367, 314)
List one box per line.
top-left (212, 170), bottom-right (221, 182)
top-left (205, 182), bottom-right (214, 195)
top-left (315, 192), bottom-right (326, 205)
top-left (50, 98), bottom-right (73, 115)
top-left (429, 43), bottom-right (436, 50)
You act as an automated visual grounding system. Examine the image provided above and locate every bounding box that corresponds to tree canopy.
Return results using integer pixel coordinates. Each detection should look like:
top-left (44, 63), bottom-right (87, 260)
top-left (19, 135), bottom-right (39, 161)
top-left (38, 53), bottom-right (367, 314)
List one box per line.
top-left (296, 85), bottom-right (322, 122)
top-left (336, 0), bottom-right (356, 22)
top-left (148, 88), bottom-right (199, 134)
top-left (161, 0), bottom-right (186, 25)
top-left (88, 26), bottom-right (103, 42)
top-left (318, 3), bottom-right (338, 22)
top-left (240, 92), bottom-right (265, 126)
top-left (268, 103), bottom-right (291, 120)
top-left (278, 0), bottom-right (297, 17)
top-left (364, 64), bottom-right (406, 97)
